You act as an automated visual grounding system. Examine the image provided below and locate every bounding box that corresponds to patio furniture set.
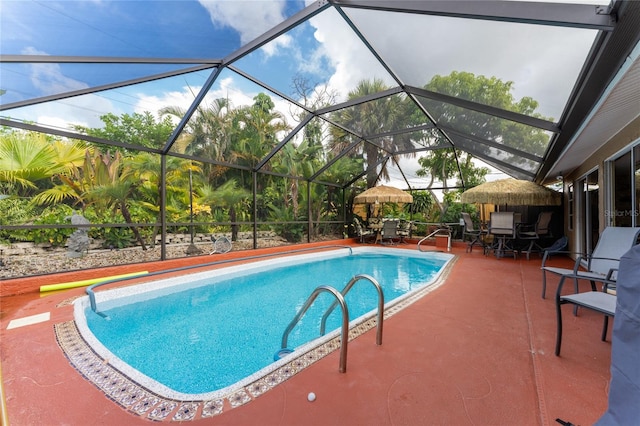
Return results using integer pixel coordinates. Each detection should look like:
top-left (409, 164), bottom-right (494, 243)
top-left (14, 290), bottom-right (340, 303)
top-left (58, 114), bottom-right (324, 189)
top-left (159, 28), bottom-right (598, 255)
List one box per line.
top-left (353, 217), bottom-right (413, 245)
top-left (461, 211), bottom-right (554, 260)
top-left (464, 214), bottom-right (640, 361)
top-left (542, 226), bottom-right (640, 356)
top-left (545, 232), bottom-right (640, 423)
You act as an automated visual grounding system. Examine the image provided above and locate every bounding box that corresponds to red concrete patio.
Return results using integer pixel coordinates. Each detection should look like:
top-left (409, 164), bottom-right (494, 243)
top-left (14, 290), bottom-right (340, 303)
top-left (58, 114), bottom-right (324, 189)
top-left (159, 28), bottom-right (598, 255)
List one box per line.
top-left (0, 241), bottom-right (613, 425)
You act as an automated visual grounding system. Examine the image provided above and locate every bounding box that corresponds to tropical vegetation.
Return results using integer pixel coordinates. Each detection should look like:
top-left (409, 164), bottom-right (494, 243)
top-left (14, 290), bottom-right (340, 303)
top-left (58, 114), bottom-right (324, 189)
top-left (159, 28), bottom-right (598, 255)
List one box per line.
top-left (1, 71), bottom-right (550, 250)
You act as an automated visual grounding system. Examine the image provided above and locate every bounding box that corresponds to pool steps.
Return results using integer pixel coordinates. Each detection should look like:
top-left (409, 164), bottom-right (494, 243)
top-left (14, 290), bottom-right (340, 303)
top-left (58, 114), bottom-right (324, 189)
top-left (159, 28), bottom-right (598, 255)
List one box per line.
top-left (277, 274), bottom-right (384, 373)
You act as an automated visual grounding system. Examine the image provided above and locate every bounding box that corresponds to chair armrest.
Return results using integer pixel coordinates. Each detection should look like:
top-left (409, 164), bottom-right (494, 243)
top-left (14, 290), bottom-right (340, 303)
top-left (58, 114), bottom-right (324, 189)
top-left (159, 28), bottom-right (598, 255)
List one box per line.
top-left (581, 255), bottom-right (621, 271)
top-left (572, 256), bottom-right (619, 281)
top-left (581, 255), bottom-right (621, 263)
top-left (597, 269), bottom-right (619, 293)
top-left (573, 255), bottom-right (585, 274)
top-left (517, 223), bottom-right (535, 232)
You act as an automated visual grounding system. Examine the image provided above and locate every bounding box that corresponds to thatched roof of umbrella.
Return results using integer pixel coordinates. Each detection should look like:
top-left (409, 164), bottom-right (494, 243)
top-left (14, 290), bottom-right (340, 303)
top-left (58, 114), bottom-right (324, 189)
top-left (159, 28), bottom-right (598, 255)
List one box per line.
top-left (460, 178), bottom-right (561, 206)
top-left (353, 185), bottom-right (413, 204)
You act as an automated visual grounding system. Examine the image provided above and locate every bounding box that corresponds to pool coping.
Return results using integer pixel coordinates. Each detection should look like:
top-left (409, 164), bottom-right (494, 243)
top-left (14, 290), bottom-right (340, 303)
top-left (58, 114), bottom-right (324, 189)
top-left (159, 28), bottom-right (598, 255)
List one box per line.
top-left (55, 249), bottom-right (458, 421)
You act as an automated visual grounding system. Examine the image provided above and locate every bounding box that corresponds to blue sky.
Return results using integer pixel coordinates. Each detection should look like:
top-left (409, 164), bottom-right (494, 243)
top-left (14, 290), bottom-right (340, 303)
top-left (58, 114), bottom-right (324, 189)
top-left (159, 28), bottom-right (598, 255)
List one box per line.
top-left (1, 1), bottom-right (278, 58)
top-left (2, 0), bottom-right (601, 123)
top-left (0, 1), bottom-right (308, 103)
top-left (0, 0), bottom-right (606, 187)
top-left (0, 0), bottom-right (320, 127)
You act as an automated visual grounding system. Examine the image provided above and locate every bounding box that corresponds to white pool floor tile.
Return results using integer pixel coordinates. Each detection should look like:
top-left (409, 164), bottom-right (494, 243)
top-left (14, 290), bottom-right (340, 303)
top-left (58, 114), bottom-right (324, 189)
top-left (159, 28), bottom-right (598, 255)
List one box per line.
top-left (7, 312), bottom-right (51, 329)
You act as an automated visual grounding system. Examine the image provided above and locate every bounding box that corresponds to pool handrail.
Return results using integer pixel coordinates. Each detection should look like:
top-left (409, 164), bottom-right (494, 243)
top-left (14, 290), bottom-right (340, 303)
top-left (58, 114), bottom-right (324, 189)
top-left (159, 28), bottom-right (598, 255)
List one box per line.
top-left (319, 274), bottom-right (384, 346)
top-left (86, 244), bottom-right (354, 316)
top-left (280, 285), bottom-right (350, 373)
top-left (417, 225), bottom-right (451, 252)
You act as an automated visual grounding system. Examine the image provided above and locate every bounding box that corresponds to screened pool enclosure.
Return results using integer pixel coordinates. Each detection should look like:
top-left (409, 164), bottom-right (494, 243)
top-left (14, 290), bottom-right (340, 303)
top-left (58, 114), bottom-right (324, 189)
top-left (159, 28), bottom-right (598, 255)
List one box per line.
top-left (1, 0), bottom-right (639, 278)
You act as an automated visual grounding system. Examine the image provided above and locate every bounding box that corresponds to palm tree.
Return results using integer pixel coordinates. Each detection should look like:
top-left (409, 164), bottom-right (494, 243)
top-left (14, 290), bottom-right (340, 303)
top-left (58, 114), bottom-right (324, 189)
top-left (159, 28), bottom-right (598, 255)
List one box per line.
top-left (200, 179), bottom-right (250, 241)
top-left (271, 135), bottom-right (324, 216)
top-left (161, 97), bottom-right (231, 165)
top-left (83, 150), bottom-right (148, 250)
top-left (329, 79), bottom-right (416, 188)
top-left (127, 151), bottom-right (197, 246)
top-left (0, 130), bottom-right (85, 197)
top-left (230, 93), bottom-right (289, 170)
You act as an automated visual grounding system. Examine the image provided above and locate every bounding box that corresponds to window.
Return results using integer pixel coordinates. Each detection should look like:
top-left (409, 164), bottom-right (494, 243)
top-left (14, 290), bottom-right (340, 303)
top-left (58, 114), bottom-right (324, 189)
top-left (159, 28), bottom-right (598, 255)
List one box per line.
top-left (568, 184), bottom-right (574, 231)
top-left (609, 141), bottom-right (640, 227)
top-left (578, 169), bottom-right (599, 253)
top-left (612, 151), bottom-right (632, 226)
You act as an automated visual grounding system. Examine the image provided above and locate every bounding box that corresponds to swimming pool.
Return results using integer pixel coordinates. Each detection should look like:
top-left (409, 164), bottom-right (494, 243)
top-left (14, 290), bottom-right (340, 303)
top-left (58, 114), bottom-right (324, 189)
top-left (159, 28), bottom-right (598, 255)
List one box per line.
top-left (68, 246), bottom-right (454, 416)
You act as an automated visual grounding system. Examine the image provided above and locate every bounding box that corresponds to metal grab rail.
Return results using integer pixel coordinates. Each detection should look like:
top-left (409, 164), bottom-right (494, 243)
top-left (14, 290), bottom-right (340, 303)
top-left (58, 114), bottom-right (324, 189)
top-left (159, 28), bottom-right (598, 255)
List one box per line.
top-left (417, 225), bottom-right (451, 252)
top-left (319, 274), bottom-right (384, 346)
top-left (280, 286), bottom-right (350, 373)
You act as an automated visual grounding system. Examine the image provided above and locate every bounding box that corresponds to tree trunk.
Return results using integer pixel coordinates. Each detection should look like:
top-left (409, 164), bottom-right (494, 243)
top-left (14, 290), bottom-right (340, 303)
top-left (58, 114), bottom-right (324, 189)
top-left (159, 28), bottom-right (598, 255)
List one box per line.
top-left (365, 144), bottom-right (379, 188)
top-left (230, 206), bottom-right (238, 241)
top-left (121, 201), bottom-right (147, 250)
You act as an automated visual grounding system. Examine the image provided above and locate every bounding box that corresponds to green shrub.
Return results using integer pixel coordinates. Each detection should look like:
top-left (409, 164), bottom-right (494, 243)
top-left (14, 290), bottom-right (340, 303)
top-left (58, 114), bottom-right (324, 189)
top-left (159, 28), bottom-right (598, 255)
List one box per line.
top-left (0, 198), bottom-right (36, 243)
top-left (31, 205), bottom-right (76, 246)
top-left (102, 227), bottom-right (134, 249)
top-left (267, 204), bottom-right (306, 242)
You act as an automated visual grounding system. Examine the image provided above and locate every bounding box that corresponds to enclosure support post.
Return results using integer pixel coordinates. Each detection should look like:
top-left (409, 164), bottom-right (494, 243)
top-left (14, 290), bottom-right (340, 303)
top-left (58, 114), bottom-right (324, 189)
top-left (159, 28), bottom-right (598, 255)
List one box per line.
top-left (252, 171), bottom-right (258, 249)
top-left (160, 155), bottom-right (167, 260)
top-left (307, 181), bottom-right (312, 243)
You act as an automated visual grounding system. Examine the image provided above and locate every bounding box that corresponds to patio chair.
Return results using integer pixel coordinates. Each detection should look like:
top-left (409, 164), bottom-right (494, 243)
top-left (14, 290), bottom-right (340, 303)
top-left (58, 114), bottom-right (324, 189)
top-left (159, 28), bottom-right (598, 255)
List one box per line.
top-left (542, 236), bottom-right (568, 257)
top-left (381, 220), bottom-right (401, 245)
top-left (353, 217), bottom-right (374, 243)
top-left (554, 264), bottom-right (616, 356)
top-left (368, 217), bottom-right (383, 243)
top-left (461, 212), bottom-right (486, 253)
top-left (541, 227), bottom-right (640, 299)
top-left (486, 211), bottom-right (517, 259)
top-left (555, 242), bottom-right (640, 357)
top-left (397, 219), bottom-right (411, 243)
top-left (517, 211), bottom-right (553, 260)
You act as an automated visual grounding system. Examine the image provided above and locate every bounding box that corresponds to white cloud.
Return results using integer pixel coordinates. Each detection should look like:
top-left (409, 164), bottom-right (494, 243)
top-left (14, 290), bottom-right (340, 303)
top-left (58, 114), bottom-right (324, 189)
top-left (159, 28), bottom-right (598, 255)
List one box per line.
top-left (7, 93), bottom-right (116, 130)
top-left (22, 47), bottom-right (89, 96)
top-left (5, 47), bottom-right (107, 130)
top-left (336, 11), bottom-right (597, 119)
top-left (198, 0), bottom-right (291, 55)
top-left (132, 76), bottom-right (300, 135)
top-left (133, 87), bottom-right (200, 122)
top-left (307, 8), bottom-right (396, 102)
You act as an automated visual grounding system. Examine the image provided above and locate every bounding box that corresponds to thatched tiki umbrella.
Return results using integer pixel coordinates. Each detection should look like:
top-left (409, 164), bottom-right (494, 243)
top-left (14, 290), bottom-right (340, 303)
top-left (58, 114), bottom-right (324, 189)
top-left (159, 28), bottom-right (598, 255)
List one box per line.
top-left (354, 185), bottom-right (413, 218)
top-left (354, 185), bottom-right (413, 204)
top-left (460, 178), bottom-right (561, 206)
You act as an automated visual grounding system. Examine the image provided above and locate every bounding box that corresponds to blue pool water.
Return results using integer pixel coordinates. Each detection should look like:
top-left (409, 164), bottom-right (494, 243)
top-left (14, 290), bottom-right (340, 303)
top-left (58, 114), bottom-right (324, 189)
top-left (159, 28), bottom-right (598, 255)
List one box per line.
top-left (77, 248), bottom-right (452, 397)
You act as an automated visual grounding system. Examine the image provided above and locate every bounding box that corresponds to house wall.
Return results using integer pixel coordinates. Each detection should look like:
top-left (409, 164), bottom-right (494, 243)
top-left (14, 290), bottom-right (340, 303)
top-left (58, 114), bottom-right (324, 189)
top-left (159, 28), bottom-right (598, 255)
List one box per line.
top-left (562, 115), bottom-right (640, 251)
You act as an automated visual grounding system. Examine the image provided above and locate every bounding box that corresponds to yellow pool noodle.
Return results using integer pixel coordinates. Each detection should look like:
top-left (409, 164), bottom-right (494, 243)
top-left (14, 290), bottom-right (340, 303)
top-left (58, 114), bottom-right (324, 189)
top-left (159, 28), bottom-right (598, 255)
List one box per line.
top-left (40, 271), bottom-right (149, 292)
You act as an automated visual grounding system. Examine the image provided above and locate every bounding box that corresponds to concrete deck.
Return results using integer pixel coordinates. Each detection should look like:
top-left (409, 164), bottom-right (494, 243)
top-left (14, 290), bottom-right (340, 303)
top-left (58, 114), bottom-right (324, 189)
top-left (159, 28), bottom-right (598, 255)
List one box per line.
top-left (0, 241), bottom-right (613, 425)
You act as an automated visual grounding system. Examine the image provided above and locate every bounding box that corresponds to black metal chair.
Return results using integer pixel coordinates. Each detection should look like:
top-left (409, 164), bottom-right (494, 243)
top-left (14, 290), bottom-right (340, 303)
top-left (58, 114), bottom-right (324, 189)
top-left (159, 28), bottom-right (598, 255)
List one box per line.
top-left (518, 211), bottom-right (553, 260)
top-left (397, 219), bottom-right (411, 244)
top-left (461, 212), bottom-right (486, 253)
top-left (380, 220), bottom-right (401, 245)
top-left (353, 217), bottom-right (374, 243)
top-left (542, 227), bottom-right (640, 299)
top-left (554, 241), bottom-right (640, 357)
top-left (486, 212), bottom-right (517, 259)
